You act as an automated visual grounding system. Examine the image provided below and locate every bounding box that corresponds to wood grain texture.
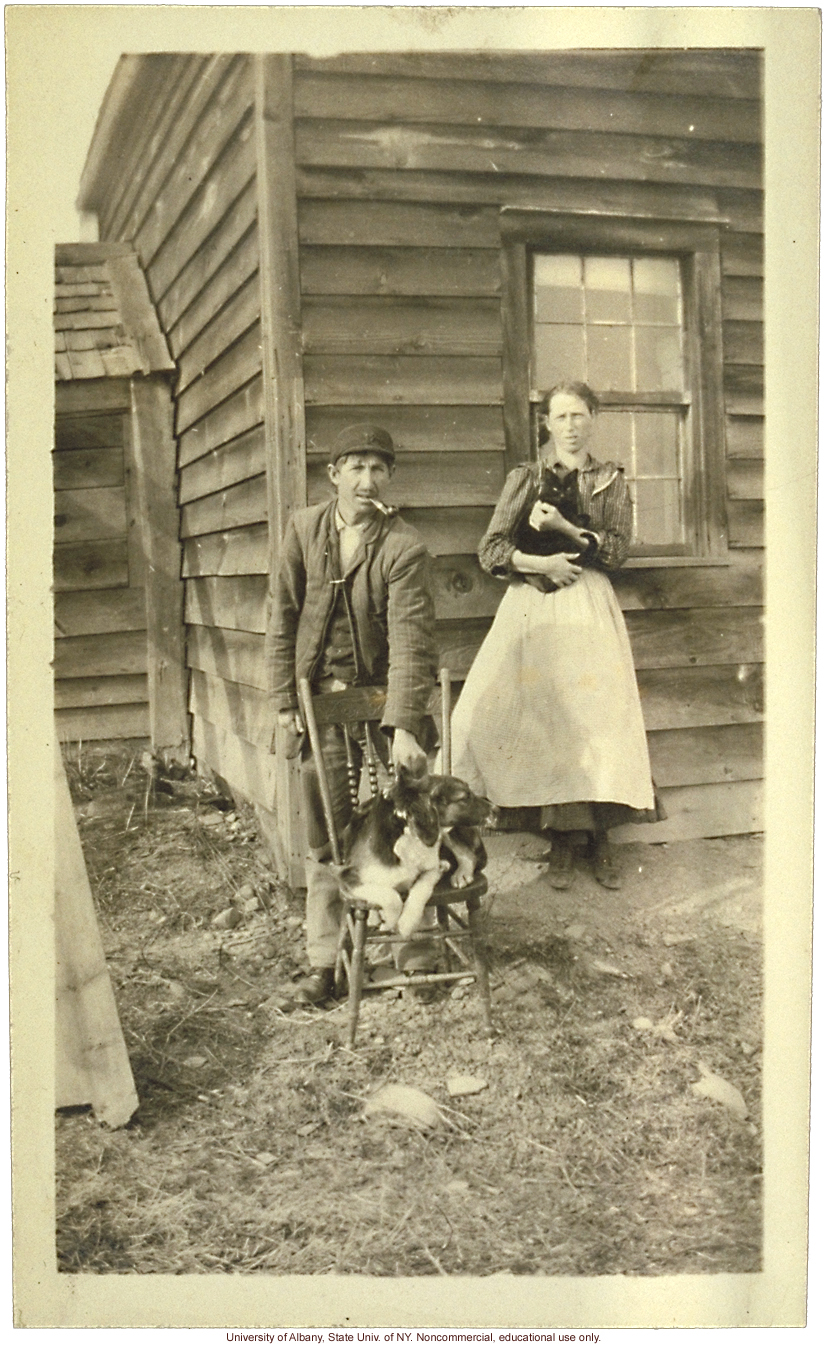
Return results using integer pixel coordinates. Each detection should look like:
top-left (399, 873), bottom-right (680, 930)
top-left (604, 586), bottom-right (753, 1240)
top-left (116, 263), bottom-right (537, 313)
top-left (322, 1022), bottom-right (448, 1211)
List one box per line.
top-left (297, 165), bottom-right (751, 227)
top-left (181, 523), bottom-right (269, 578)
top-left (102, 54), bottom-right (223, 242)
top-left (721, 233), bottom-right (763, 277)
top-left (176, 273), bottom-right (260, 393)
top-left (187, 624), bottom-right (267, 690)
top-left (56, 702), bottom-right (150, 743)
top-left (637, 662), bottom-right (763, 730)
top-left (294, 72), bottom-right (761, 143)
top-left (305, 404), bottom-right (505, 455)
top-left (295, 121), bottom-right (762, 191)
top-left (55, 674), bottom-right (149, 710)
top-left (54, 629), bottom-right (147, 679)
top-left (53, 539), bottom-right (130, 592)
top-left (500, 242), bottom-right (531, 473)
top-left (177, 376), bottom-right (264, 468)
top-left (293, 51), bottom-right (761, 101)
top-left (175, 323), bottom-right (263, 435)
top-left (647, 721), bottom-right (762, 788)
top-left (54, 414), bottom-right (124, 450)
top-left (192, 716), bottom-right (278, 810)
top-left (130, 376), bottom-right (190, 760)
top-left (722, 276), bottom-right (763, 321)
top-left (304, 354), bottom-right (502, 406)
top-left (728, 499), bottom-right (764, 548)
top-left (727, 460), bottom-right (764, 501)
top-left (133, 60), bottom-right (254, 266)
top-left (54, 487), bottom-right (127, 544)
top-left (726, 416), bottom-right (763, 459)
top-left (55, 380), bottom-right (131, 415)
top-left (166, 225), bottom-right (259, 362)
top-left (53, 448), bottom-right (124, 491)
top-left (185, 574), bottom-right (268, 634)
top-left (405, 507), bottom-right (494, 556)
top-left (298, 199), bottom-right (500, 248)
top-left (54, 588), bottom-right (146, 638)
top-left (723, 320), bottom-right (763, 365)
top-left (179, 425), bottom-right (266, 504)
top-left (610, 778), bottom-right (762, 842)
top-left (306, 451), bottom-right (505, 508)
top-left (157, 181), bottom-right (258, 334)
top-left (144, 127), bottom-right (256, 304)
top-left (189, 669), bottom-right (274, 748)
top-left (624, 605), bottom-right (762, 669)
top-left (300, 246), bottom-right (501, 296)
top-left (301, 296), bottom-right (502, 356)
top-left (180, 472), bottom-right (267, 537)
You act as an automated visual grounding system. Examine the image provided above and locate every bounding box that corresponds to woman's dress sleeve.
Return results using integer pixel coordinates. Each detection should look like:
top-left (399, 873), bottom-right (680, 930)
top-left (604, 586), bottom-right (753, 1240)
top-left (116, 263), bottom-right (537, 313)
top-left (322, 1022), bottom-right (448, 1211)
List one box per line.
top-left (477, 466), bottom-right (535, 577)
top-left (588, 469), bottom-right (633, 571)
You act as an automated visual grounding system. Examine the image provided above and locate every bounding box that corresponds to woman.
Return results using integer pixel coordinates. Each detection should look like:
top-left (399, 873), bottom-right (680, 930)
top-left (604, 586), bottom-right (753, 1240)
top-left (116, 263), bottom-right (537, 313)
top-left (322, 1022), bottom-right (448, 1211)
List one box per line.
top-left (450, 381), bottom-right (660, 891)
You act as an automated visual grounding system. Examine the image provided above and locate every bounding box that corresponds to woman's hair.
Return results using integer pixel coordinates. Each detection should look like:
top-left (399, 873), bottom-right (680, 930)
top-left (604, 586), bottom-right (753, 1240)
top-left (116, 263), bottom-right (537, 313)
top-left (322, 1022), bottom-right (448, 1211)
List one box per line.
top-left (540, 381), bottom-right (600, 417)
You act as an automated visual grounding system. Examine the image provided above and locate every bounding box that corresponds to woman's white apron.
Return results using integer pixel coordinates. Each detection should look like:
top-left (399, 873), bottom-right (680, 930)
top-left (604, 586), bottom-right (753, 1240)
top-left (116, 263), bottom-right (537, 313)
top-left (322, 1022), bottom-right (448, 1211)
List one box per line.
top-left (450, 568), bottom-right (654, 811)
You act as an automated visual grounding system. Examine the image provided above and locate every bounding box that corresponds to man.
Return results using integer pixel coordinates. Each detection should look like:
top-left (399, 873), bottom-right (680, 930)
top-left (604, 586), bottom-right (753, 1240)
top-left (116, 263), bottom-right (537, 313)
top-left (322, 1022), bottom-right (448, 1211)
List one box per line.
top-left (266, 423), bottom-right (438, 1004)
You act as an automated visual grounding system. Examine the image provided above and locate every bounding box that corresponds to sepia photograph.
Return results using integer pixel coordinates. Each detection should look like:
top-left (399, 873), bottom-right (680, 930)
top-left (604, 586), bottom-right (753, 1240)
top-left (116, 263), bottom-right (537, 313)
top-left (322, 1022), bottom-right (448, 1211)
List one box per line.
top-left (6, 3), bottom-right (818, 1332)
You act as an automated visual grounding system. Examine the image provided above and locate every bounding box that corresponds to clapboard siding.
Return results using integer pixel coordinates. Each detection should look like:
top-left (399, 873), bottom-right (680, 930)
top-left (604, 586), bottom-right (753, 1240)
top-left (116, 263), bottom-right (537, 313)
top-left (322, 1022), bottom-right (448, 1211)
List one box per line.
top-left (180, 472), bottom-right (267, 537)
top-left (307, 452), bottom-right (504, 508)
top-left (305, 405), bottom-right (505, 454)
top-left (294, 73), bottom-right (761, 143)
top-left (182, 523), bottom-right (269, 578)
top-left (54, 413), bottom-right (124, 450)
top-left (304, 354), bottom-right (502, 405)
top-left (53, 447), bottom-right (124, 491)
top-left (185, 574), bottom-right (268, 634)
top-left (56, 674), bottom-right (149, 710)
top-left (166, 226), bottom-right (259, 363)
top-left (179, 425), bottom-right (267, 504)
top-left (55, 630), bottom-right (147, 680)
top-left (192, 716), bottom-right (278, 811)
top-left (295, 121), bottom-right (761, 191)
top-left (56, 702), bottom-right (150, 743)
top-left (647, 722), bottom-right (762, 789)
top-left (297, 168), bottom-right (761, 233)
top-left (302, 296), bottom-right (502, 356)
top-left (300, 246), bottom-right (501, 296)
top-left (54, 486), bottom-right (127, 543)
top-left (175, 323), bottom-right (263, 435)
top-left (298, 200), bottom-right (501, 248)
top-left (178, 377), bottom-right (264, 468)
top-left (726, 416), bottom-right (763, 459)
top-left (189, 669), bottom-right (273, 748)
top-left (187, 624), bottom-right (267, 691)
top-left (157, 181), bottom-right (258, 334)
top-left (54, 588), bottom-right (146, 638)
top-left (53, 539), bottom-right (130, 592)
top-left (293, 51), bottom-right (761, 101)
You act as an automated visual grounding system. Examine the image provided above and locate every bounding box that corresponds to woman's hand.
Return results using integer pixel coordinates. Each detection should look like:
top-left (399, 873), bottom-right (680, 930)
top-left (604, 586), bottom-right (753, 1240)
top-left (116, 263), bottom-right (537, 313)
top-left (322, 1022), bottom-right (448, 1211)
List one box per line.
top-left (535, 553), bottom-right (583, 588)
top-left (528, 500), bottom-right (566, 532)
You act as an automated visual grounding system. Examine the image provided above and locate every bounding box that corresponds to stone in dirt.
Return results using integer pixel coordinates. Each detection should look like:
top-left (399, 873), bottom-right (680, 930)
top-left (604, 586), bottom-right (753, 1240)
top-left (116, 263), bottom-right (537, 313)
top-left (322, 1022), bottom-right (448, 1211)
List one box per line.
top-left (363, 1083), bottom-right (445, 1129)
top-left (447, 1074), bottom-right (488, 1097)
top-left (212, 907), bottom-right (243, 929)
top-left (690, 1064), bottom-right (748, 1120)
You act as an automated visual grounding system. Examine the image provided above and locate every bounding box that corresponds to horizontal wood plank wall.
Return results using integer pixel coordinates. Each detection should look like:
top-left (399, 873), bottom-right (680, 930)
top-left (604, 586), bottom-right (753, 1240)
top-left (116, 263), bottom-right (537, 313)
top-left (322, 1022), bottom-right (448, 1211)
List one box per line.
top-left (293, 48), bottom-right (764, 841)
top-left (94, 56), bottom-right (272, 806)
top-left (54, 403), bottom-right (150, 741)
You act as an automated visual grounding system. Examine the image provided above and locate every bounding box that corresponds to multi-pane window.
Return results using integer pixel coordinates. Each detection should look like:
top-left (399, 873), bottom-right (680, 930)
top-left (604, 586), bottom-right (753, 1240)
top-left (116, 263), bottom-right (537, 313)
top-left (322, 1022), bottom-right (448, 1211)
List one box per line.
top-left (532, 253), bottom-right (691, 554)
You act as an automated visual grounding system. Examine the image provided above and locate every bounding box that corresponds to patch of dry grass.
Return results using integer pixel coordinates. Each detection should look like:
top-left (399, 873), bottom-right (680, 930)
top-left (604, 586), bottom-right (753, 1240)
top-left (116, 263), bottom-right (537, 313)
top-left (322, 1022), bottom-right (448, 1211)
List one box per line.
top-left (56, 748), bottom-right (762, 1277)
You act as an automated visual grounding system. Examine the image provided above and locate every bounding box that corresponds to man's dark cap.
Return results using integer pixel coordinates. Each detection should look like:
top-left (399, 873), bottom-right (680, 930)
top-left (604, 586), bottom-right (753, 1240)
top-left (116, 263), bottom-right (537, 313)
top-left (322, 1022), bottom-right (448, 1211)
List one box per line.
top-left (329, 423), bottom-right (395, 467)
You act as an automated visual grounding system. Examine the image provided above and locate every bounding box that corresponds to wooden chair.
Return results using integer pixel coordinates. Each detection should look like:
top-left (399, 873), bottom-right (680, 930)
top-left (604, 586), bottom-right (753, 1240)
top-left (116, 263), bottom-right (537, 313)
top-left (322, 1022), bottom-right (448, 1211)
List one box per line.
top-left (297, 670), bottom-right (493, 1047)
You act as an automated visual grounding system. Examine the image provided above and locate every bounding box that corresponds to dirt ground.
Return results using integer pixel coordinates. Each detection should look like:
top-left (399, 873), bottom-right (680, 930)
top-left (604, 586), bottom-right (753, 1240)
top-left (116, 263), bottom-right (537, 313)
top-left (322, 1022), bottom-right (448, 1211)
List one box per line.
top-left (56, 748), bottom-right (762, 1277)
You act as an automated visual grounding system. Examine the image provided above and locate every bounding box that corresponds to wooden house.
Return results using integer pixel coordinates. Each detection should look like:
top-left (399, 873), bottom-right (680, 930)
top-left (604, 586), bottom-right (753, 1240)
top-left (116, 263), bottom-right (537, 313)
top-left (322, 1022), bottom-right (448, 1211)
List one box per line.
top-left (54, 242), bottom-right (188, 760)
top-left (75, 51), bottom-right (763, 882)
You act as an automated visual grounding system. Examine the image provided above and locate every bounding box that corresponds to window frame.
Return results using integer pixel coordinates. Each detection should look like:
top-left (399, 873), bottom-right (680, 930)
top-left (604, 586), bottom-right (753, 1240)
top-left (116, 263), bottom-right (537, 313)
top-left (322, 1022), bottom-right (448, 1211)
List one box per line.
top-left (499, 210), bottom-right (729, 566)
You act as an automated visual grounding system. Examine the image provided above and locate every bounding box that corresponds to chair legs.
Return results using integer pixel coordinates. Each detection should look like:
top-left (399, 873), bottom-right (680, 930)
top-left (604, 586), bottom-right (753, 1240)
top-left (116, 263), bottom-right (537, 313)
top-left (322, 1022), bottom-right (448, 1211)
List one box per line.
top-left (467, 896), bottom-right (494, 1038)
top-left (346, 908), bottom-right (368, 1048)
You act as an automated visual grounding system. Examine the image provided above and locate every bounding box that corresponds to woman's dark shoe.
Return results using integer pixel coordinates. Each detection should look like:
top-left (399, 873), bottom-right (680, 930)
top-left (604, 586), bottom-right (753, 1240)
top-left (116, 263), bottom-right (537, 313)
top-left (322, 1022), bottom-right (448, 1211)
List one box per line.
top-left (591, 836), bottom-right (622, 890)
top-left (546, 835), bottom-right (574, 890)
top-left (294, 967), bottom-right (336, 1004)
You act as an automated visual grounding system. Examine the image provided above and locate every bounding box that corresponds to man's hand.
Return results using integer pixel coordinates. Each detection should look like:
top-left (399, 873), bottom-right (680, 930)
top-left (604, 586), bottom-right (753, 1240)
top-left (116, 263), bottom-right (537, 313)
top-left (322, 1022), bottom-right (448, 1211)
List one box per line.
top-left (391, 727), bottom-right (427, 777)
top-left (278, 709), bottom-right (304, 735)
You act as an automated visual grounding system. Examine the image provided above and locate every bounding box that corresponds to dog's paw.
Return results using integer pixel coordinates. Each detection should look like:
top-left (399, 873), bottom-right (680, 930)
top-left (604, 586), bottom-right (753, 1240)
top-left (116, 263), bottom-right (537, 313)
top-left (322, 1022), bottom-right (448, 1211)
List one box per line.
top-left (450, 867), bottom-right (474, 889)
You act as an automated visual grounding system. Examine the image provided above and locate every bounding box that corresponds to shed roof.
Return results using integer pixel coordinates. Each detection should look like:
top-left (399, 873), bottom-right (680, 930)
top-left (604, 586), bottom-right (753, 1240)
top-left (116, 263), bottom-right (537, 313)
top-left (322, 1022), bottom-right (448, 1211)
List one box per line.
top-left (55, 242), bottom-right (174, 382)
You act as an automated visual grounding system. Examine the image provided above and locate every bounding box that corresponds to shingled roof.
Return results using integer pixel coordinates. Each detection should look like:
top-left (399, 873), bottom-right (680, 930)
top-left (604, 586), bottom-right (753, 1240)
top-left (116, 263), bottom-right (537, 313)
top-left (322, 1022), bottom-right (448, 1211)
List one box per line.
top-left (54, 242), bottom-right (174, 382)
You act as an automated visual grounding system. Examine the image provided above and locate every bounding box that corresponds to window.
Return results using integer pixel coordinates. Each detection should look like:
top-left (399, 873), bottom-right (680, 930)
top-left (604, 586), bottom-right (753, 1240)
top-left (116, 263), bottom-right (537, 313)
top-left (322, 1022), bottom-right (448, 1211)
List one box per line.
top-left (533, 254), bottom-right (687, 551)
top-left (501, 214), bottom-right (728, 563)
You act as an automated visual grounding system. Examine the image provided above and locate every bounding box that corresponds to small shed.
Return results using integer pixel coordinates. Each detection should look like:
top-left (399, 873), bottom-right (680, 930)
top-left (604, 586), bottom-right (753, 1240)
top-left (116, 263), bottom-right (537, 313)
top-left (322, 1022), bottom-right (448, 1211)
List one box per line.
top-left (53, 242), bottom-right (188, 762)
top-left (75, 52), bottom-right (764, 883)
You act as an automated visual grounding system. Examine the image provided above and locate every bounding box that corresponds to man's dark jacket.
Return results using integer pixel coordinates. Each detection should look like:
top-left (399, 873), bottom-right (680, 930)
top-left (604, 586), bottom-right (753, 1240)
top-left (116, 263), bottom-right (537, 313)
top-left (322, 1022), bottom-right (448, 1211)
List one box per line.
top-left (266, 501), bottom-right (437, 741)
